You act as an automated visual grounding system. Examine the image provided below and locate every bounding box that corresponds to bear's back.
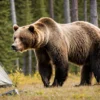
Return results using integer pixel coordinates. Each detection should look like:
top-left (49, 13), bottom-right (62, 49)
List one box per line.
top-left (60, 21), bottom-right (100, 65)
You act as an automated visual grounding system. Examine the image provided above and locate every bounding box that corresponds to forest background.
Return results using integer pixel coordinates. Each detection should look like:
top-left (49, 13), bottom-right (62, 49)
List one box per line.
top-left (0, 0), bottom-right (99, 75)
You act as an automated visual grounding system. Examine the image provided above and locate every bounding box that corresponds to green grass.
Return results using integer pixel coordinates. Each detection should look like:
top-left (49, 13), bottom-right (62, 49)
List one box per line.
top-left (0, 73), bottom-right (100, 100)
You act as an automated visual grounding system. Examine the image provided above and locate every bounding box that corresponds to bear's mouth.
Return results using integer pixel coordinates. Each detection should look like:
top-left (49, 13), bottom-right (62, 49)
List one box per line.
top-left (16, 48), bottom-right (24, 52)
top-left (12, 46), bottom-right (24, 52)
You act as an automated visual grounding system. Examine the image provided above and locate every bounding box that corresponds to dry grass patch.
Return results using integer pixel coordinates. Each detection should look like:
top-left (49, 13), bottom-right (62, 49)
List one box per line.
top-left (0, 72), bottom-right (100, 100)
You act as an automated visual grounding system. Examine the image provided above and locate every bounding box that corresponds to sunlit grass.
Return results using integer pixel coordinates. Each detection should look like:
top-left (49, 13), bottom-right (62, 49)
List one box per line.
top-left (10, 70), bottom-right (41, 87)
top-left (0, 71), bottom-right (100, 100)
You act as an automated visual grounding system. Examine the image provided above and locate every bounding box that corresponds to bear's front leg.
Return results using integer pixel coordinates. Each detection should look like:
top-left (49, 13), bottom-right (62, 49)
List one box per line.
top-left (35, 48), bottom-right (52, 87)
top-left (46, 45), bottom-right (69, 87)
top-left (51, 60), bottom-right (69, 87)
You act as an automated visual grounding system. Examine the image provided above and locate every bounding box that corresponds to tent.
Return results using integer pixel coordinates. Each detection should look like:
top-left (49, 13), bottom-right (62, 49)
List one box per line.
top-left (0, 64), bottom-right (12, 87)
top-left (0, 64), bottom-right (19, 95)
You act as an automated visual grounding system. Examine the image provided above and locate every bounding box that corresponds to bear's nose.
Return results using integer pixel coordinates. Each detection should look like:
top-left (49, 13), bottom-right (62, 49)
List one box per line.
top-left (11, 45), bottom-right (17, 50)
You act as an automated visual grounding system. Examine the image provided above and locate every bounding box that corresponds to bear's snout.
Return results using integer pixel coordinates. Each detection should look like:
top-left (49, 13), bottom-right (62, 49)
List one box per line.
top-left (11, 45), bottom-right (17, 51)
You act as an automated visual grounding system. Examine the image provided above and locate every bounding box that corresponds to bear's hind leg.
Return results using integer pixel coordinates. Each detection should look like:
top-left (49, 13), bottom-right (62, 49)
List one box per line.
top-left (80, 63), bottom-right (93, 86)
top-left (35, 49), bottom-right (52, 87)
top-left (91, 57), bottom-right (100, 84)
top-left (91, 44), bottom-right (100, 84)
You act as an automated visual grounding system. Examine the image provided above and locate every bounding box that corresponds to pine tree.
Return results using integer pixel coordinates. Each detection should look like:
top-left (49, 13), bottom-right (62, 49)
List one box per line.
top-left (48, 0), bottom-right (54, 19)
top-left (64, 0), bottom-right (71, 23)
top-left (71, 0), bottom-right (78, 22)
top-left (54, 0), bottom-right (64, 22)
top-left (15, 0), bottom-right (33, 75)
top-left (0, 0), bottom-right (17, 71)
top-left (90, 0), bottom-right (98, 26)
top-left (84, 0), bottom-right (87, 21)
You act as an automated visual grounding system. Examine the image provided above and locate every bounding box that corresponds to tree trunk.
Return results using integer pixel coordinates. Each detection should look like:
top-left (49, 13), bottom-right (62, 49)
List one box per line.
top-left (71, 0), bottom-right (78, 22)
top-left (84, 0), bottom-right (87, 21)
top-left (64, 0), bottom-right (71, 23)
top-left (23, 52), bottom-right (27, 75)
top-left (10, 0), bottom-right (19, 69)
top-left (29, 50), bottom-right (32, 75)
top-left (10, 0), bottom-right (17, 24)
top-left (90, 0), bottom-right (98, 26)
top-left (48, 0), bottom-right (54, 19)
top-left (70, 0), bottom-right (78, 74)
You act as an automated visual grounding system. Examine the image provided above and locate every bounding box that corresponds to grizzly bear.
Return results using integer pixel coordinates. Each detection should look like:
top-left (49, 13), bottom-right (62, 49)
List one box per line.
top-left (12, 17), bottom-right (100, 87)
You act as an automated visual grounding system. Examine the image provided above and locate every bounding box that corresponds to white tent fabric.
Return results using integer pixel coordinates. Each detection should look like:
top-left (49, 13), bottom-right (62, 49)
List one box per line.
top-left (0, 65), bottom-right (12, 86)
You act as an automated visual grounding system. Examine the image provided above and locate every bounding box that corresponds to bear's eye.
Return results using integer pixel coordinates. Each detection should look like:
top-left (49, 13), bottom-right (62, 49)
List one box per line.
top-left (14, 37), bottom-right (16, 40)
top-left (20, 37), bottom-right (26, 43)
top-left (20, 37), bottom-right (23, 41)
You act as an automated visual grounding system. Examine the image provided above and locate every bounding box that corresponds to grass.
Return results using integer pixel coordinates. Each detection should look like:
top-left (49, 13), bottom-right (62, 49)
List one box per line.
top-left (0, 72), bottom-right (100, 100)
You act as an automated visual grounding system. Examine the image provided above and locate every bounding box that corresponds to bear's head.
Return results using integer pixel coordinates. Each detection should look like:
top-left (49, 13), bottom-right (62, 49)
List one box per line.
top-left (12, 22), bottom-right (49, 52)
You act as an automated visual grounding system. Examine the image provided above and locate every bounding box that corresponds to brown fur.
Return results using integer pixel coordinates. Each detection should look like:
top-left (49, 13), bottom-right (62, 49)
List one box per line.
top-left (12, 17), bottom-right (100, 87)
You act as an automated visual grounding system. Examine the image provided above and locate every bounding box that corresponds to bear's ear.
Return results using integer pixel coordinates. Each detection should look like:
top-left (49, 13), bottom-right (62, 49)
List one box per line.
top-left (28, 25), bottom-right (34, 33)
top-left (13, 24), bottom-right (19, 31)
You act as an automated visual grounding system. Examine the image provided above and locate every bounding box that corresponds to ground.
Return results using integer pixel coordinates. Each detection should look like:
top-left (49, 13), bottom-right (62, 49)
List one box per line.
top-left (0, 72), bottom-right (100, 100)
